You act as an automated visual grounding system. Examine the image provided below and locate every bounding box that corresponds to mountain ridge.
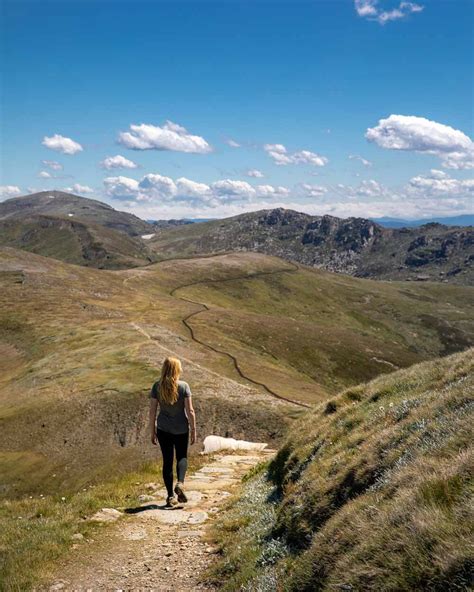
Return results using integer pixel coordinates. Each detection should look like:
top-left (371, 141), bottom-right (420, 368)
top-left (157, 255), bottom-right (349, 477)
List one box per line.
top-left (0, 191), bottom-right (153, 236)
top-left (150, 207), bottom-right (474, 285)
top-left (0, 191), bottom-right (158, 268)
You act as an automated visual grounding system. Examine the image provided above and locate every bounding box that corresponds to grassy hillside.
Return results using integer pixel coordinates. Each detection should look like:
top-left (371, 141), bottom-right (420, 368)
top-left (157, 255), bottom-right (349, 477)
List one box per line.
top-left (0, 215), bottom-right (156, 269)
top-left (162, 256), bottom-right (474, 398)
top-left (1, 247), bottom-right (472, 495)
top-left (1, 249), bottom-right (296, 499)
top-left (210, 348), bottom-right (474, 591)
top-left (0, 191), bottom-right (152, 236)
top-left (0, 249), bottom-right (296, 590)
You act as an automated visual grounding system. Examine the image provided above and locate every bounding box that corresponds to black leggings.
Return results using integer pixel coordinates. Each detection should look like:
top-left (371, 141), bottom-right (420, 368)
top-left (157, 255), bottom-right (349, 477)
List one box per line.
top-left (157, 429), bottom-right (189, 497)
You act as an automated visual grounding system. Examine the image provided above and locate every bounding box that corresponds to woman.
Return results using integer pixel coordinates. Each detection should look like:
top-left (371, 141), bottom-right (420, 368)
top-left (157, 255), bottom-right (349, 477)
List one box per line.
top-left (149, 357), bottom-right (197, 507)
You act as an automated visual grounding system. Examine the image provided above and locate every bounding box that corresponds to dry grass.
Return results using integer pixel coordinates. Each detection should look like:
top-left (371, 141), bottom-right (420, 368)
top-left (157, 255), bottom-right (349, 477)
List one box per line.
top-left (210, 349), bottom-right (474, 591)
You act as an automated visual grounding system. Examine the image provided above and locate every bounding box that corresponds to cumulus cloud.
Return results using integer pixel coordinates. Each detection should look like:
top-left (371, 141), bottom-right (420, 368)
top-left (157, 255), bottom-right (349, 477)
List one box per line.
top-left (118, 121), bottom-right (212, 153)
top-left (246, 169), bottom-right (265, 178)
top-left (64, 184), bottom-right (94, 194)
top-left (349, 154), bottom-right (372, 167)
top-left (299, 183), bottom-right (328, 198)
top-left (42, 160), bottom-right (63, 171)
top-left (100, 155), bottom-right (138, 170)
top-left (264, 143), bottom-right (328, 167)
top-left (42, 134), bottom-right (83, 155)
top-left (209, 179), bottom-right (257, 201)
top-left (103, 176), bottom-right (140, 200)
top-left (103, 172), bottom-right (291, 207)
top-left (254, 184), bottom-right (290, 199)
top-left (0, 185), bottom-right (22, 199)
top-left (225, 138), bottom-right (241, 148)
top-left (333, 179), bottom-right (396, 202)
top-left (366, 115), bottom-right (474, 170)
top-left (407, 170), bottom-right (474, 197)
top-left (355, 0), bottom-right (424, 24)
top-left (38, 171), bottom-right (52, 179)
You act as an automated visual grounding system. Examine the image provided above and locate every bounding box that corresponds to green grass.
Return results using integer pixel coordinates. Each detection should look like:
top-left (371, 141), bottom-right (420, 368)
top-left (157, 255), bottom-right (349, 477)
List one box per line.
top-left (175, 260), bottom-right (474, 397)
top-left (209, 348), bottom-right (474, 591)
top-left (0, 455), bottom-right (206, 592)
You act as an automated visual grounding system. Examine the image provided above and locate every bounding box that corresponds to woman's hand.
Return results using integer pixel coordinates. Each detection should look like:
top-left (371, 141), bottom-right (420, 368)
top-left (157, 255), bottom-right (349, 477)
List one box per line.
top-left (190, 429), bottom-right (196, 445)
top-left (151, 431), bottom-right (157, 445)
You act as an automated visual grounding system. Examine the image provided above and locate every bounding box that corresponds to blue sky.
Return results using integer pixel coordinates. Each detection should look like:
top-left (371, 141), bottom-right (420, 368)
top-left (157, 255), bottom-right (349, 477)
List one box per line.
top-left (1, 0), bottom-right (473, 219)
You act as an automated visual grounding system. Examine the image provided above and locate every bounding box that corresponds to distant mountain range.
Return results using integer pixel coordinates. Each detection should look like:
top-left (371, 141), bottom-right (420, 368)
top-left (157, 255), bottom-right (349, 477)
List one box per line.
top-left (371, 215), bottom-right (474, 228)
top-left (150, 208), bottom-right (474, 285)
top-left (1, 192), bottom-right (472, 283)
top-left (150, 215), bottom-right (474, 228)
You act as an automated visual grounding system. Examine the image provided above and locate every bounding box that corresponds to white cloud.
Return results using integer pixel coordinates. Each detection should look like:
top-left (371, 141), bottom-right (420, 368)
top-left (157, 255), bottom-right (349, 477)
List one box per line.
top-left (334, 179), bottom-right (395, 201)
top-left (366, 115), bottom-right (474, 170)
top-left (64, 184), bottom-right (94, 194)
top-left (103, 176), bottom-right (140, 200)
top-left (138, 174), bottom-right (177, 200)
top-left (407, 170), bottom-right (474, 198)
top-left (38, 171), bottom-right (52, 179)
top-left (100, 155), bottom-right (138, 170)
top-left (103, 172), bottom-right (291, 207)
top-left (0, 185), bottom-right (22, 199)
top-left (427, 169), bottom-right (448, 179)
top-left (246, 169), bottom-right (265, 178)
top-left (255, 184), bottom-right (290, 199)
top-left (355, 0), bottom-right (378, 17)
top-left (42, 134), bottom-right (83, 155)
top-left (118, 121), bottom-right (212, 154)
top-left (349, 154), bottom-right (372, 167)
top-left (226, 138), bottom-right (241, 148)
top-left (210, 179), bottom-right (257, 201)
top-left (41, 160), bottom-right (63, 171)
top-left (176, 177), bottom-right (212, 200)
top-left (300, 183), bottom-right (328, 198)
top-left (264, 143), bottom-right (328, 167)
top-left (355, 1), bottom-right (424, 24)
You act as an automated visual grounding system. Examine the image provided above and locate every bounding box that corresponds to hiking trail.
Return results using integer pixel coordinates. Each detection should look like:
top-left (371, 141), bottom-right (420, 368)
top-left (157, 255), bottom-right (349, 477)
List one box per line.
top-left (124, 255), bottom-right (310, 409)
top-left (44, 448), bottom-right (275, 592)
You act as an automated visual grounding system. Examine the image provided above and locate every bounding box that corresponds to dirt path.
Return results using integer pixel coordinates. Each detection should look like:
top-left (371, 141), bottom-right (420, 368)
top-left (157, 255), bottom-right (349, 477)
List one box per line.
top-left (44, 448), bottom-right (275, 592)
top-left (124, 257), bottom-right (310, 409)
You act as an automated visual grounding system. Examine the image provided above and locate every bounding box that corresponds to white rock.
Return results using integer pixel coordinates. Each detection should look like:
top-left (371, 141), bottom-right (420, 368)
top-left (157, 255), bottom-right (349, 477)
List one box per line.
top-left (138, 494), bottom-right (155, 502)
top-left (89, 508), bottom-right (122, 522)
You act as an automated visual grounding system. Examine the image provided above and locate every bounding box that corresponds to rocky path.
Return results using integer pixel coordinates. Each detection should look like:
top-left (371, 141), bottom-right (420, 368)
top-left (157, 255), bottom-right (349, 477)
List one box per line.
top-left (44, 448), bottom-right (275, 592)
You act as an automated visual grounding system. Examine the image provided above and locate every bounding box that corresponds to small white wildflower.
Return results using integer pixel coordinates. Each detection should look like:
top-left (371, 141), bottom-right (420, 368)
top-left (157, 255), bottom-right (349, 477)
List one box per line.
top-left (61, 496), bottom-right (66, 501)
top-left (379, 406), bottom-right (385, 411)
top-left (389, 402), bottom-right (394, 407)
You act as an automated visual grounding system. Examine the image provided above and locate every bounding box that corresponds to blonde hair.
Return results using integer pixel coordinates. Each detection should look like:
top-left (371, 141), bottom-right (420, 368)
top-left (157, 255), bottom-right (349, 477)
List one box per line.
top-left (159, 357), bottom-right (182, 404)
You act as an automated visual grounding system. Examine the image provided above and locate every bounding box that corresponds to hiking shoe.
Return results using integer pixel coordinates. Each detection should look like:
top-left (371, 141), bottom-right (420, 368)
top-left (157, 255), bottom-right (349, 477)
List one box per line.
top-left (166, 495), bottom-right (178, 507)
top-left (174, 482), bottom-right (188, 503)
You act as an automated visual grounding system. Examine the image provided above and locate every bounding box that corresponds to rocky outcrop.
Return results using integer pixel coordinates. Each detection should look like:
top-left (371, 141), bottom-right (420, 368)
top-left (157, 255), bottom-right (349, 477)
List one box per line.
top-left (151, 208), bottom-right (474, 285)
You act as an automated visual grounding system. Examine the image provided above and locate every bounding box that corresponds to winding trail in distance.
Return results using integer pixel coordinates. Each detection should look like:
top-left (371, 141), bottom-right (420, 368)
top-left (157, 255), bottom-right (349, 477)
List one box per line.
top-left (167, 258), bottom-right (311, 409)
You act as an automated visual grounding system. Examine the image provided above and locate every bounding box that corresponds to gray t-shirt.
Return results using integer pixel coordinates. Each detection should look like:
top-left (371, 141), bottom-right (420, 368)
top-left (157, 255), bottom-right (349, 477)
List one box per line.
top-left (150, 380), bottom-right (192, 435)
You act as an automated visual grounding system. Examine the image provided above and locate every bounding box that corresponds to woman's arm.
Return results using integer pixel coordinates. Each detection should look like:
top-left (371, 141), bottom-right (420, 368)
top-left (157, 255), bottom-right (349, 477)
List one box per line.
top-left (185, 396), bottom-right (197, 445)
top-left (149, 398), bottom-right (158, 444)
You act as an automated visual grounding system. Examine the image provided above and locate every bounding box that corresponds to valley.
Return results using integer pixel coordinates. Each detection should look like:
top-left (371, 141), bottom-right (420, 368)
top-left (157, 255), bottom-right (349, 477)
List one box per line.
top-left (0, 194), bottom-right (473, 591)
